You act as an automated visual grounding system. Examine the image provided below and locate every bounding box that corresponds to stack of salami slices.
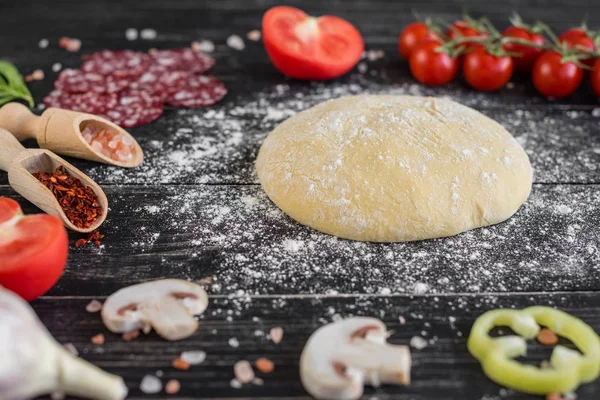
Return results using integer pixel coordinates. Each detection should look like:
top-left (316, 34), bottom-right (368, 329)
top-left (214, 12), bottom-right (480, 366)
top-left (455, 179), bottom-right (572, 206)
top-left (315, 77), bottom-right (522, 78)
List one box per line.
top-left (44, 49), bottom-right (227, 128)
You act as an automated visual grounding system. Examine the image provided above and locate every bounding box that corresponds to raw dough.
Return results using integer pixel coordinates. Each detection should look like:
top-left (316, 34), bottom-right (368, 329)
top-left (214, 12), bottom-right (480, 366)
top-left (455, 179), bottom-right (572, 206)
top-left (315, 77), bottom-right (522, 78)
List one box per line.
top-left (256, 95), bottom-right (533, 242)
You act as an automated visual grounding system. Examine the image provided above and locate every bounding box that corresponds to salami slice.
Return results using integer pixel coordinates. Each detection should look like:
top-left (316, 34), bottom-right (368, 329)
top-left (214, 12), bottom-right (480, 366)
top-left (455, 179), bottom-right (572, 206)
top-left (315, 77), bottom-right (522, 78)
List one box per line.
top-left (43, 90), bottom-right (118, 114)
top-left (130, 66), bottom-right (188, 101)
top-left (165, 75), bottom-right (227, 108)
top-left (149, 48), bottom-right (215, 74)
top-left (55, 68), bottom-right (130, 94)
top-left (99, 89), bottom-right (164, 128)
top-left (82, 50), bottom-right (151, 79)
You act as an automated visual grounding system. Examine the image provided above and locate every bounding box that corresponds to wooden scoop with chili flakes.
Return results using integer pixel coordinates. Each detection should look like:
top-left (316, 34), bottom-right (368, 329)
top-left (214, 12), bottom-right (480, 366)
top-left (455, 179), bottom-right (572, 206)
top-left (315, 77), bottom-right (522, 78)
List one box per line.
top-left (0, 127), bottom-right (108, 232)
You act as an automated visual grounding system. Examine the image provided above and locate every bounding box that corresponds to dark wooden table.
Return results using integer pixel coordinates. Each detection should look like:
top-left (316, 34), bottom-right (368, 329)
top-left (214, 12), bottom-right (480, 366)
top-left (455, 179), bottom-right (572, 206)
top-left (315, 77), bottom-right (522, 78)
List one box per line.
top-left (2, 0), bottom-right (600, 399)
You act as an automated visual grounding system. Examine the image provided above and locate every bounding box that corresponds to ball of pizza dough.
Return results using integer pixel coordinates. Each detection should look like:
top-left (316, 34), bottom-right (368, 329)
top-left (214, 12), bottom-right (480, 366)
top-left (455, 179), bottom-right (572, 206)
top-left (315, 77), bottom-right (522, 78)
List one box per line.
top-left (256, 95), bottom-right (532, 242)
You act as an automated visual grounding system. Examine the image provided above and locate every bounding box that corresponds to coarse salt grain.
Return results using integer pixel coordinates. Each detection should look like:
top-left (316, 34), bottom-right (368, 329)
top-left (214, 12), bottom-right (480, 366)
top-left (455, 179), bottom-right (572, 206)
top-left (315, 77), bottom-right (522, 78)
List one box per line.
top-left (537, 328), bottom-right (559, 346)
top-left (230, 378), bottom-right (242, 389)
top-left (234, 360), bottom-right (255, 383)
top-left (255, 357), bottom-right (274, 373)
top-left (192, 40), bottom-right (215, 53)
top-left (63, 343), bottom-right (78, 356)
top-left (592, 108), bottom-right (600, 118)
top-left (140, 375), bottom-right (162, 394)
top-left (253, 377), bottom-right (264, 386)
top-left (32, 69), bottom-right (44, 80)
top-left (125, 28), bottom-right (138, 41)
top-left (38, 38), bottom-right (49, 48)
top-left (246, 30), bottom-right (261, 41)
top-left (165, 379), bottom-right (180, 394)
top-left (91, 334), bottom-right (105, 345)
top-left (122, 329), bottom-right (140, 341)
top-left (172, 358), bottom-right (190, 370)
top-left (228, 337), bottom-right (239, 348)
top-left (358, 62), bottom-right (367, 73)
top-left (59, 37), bottom-right (81, 52)
top-left (140, 28), bottom-right (157, 40)
top-left (227, 34), bottom-right (245, 51)
top-left (180, 350), bottom-right (206, 365)
top-left (52, 63), bottom-right (62, 72)
top-left (85, 299), bottom-right (103, 313)
top-left (82, 124), bottom-right (135, 162)
top-left (410, 336), bottom-right (428, 350)
top-left (269, 327), bottom-right (283, 344)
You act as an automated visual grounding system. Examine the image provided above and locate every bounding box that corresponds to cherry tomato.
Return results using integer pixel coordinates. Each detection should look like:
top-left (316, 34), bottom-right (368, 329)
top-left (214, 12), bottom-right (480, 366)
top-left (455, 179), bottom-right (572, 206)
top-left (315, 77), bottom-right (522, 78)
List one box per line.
top-left (398, 22), bottom-right (440, 59)
top-left (591, 58), bottom-right (600, 97)
top-left (502, 26), bottom-right (545, 72)
top-left (559, 28), bottom-right (596, 67)
top-left (262, 6), bottom-right (364, 80)
top-left (462, 47), bottom-right (513, 91)
top-left (446, 20), bottom-right (488, 51)
top-left (532, 51), bottom-right (584, 98)
top-left (409, 40), bottom-right (459, 86)
top-left (0, 198), bottom-right (68, 301)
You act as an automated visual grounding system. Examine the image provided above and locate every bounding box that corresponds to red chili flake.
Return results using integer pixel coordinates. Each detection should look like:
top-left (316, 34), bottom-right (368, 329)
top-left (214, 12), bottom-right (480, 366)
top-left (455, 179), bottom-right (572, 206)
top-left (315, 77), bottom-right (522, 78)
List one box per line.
top-left (74, 230), bottom-right (105, 248)
top-left (34, 166), bottom-right (102, 229)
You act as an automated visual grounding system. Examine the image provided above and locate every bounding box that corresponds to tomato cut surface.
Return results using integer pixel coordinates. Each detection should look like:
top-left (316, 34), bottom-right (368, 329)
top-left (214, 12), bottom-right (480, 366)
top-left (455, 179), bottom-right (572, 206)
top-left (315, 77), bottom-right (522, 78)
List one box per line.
top-left (262, 6), bottom-right (364, 80)
top-left (0, 198), bottom-right (68, 301)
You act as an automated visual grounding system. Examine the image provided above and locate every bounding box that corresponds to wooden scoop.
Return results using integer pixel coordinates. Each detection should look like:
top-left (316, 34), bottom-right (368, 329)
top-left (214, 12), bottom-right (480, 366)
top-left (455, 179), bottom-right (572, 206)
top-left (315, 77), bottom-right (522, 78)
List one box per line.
top-left (0, 127), bottom-right (108, 233)
top-left (0, 102), bottom-right (143, 168)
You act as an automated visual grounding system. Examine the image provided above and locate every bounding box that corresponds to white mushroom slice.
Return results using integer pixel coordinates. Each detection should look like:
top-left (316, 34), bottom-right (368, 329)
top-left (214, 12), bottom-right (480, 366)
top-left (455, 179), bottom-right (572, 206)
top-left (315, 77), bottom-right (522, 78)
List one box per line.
top-left (0, 286), bottom-right (127, 400)
top-left (300, 317), bottom-right (411, 400)
top-left (101, 279), bottom-right (208, 341)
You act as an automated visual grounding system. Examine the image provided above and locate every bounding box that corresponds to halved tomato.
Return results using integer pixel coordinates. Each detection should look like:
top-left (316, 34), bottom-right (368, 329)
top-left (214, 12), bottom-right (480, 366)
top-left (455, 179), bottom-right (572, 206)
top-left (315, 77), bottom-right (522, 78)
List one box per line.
top-left (0, 198), bottom-right (68, 301)
top-left (262, 6), bottom-right (364, 80)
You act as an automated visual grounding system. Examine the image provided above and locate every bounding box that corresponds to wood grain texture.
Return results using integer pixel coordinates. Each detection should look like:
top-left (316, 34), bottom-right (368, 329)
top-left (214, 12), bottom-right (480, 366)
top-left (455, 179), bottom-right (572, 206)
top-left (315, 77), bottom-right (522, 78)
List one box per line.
top-left (2, 183), bottom-right (599, 297)
top-left (32, 292), bottom-right (600, 399)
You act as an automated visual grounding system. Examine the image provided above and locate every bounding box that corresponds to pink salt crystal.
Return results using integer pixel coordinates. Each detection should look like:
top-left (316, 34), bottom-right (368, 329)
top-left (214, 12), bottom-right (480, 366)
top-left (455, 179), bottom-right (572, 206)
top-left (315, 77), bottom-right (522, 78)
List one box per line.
top-left (91, 141), bottom-right (104, 153)
top-left (270, 327), bottom-right (283, 344)
top-left (233, 360), bottom-right (255, 384)
top-left (82, 125), bottom-right (135, 162)
top-left (121, 134), bottom-right (133, 146)
top-left (85, 299), bottom-right (103, 313)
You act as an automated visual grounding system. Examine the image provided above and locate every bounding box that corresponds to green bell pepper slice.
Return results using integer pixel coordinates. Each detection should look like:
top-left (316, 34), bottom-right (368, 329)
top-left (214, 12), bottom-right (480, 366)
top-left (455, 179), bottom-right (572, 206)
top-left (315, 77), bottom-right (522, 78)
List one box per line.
top-left (467, 306), bottom-right (600, 395)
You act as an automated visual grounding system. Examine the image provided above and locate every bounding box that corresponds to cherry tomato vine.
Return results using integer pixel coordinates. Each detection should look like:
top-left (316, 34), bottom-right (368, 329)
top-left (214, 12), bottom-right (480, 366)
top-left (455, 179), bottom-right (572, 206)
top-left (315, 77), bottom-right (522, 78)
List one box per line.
top-left (399, 12), bottom-right (600, 97)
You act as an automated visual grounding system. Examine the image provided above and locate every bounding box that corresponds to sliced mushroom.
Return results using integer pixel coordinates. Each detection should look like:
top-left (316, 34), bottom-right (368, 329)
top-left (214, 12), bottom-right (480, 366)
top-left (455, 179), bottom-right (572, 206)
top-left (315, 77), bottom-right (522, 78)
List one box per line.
top-left (0, 286), bottom-right (127, 400)
top-left (101, 279), bottom-right (208, 341)
top-left (300, 317), bottom-right (411, 400)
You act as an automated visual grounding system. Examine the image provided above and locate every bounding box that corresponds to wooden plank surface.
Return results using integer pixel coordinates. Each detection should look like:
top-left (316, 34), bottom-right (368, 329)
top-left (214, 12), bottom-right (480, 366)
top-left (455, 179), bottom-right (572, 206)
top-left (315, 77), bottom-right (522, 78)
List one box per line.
top-left (1, 0), bottom-right (600, 399)
top-left (32, 292), bottom-right (600, 400)
top-left (3, 183), bottom-right (600, 297)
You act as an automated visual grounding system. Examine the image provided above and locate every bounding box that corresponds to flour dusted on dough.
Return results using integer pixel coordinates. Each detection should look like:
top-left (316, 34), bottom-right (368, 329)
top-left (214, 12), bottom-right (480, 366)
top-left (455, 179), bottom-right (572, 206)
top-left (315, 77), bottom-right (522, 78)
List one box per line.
top-left (256, 95), bottom-right (533, 242)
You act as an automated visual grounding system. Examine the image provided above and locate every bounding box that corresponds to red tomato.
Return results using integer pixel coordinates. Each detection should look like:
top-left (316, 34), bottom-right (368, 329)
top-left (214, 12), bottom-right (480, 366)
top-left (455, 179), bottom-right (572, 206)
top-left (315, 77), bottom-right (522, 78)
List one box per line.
top-left (532, 51), bottom-right (584, 98)
top-left (463, 47), bottom-right (513, 92)
top-left (502, 26), bottom-right (545, 72)
top-left (559, 28), bottom-right (596, 67)
top-left (409, 40), bottom-right (459, 86)
top-left (0, 198), bottom-right (68, 301)
top-left (398, 22), bottom-right (440, 59)
top-left (262, 6), bottom-right (364, 80)
top-left (591, 58), bottom-right (600, 96)
top-left (446, 20), bottom-right (488, 51)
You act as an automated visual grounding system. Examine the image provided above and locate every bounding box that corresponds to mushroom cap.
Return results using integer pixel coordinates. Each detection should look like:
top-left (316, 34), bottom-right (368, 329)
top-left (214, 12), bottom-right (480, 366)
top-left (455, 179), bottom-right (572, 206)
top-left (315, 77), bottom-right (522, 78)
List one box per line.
top-left (300, 317), bottom-right (411, 400)
top-left (101, 279), bottom-right (208, 340)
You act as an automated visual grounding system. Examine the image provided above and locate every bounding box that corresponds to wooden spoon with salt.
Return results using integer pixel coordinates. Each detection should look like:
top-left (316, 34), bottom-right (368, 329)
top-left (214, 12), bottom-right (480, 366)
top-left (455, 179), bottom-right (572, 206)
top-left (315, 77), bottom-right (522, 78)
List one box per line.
top-left (0, 127), bottom-right (108, 233)
top-left (0, 102), bottom-right (143, 168)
